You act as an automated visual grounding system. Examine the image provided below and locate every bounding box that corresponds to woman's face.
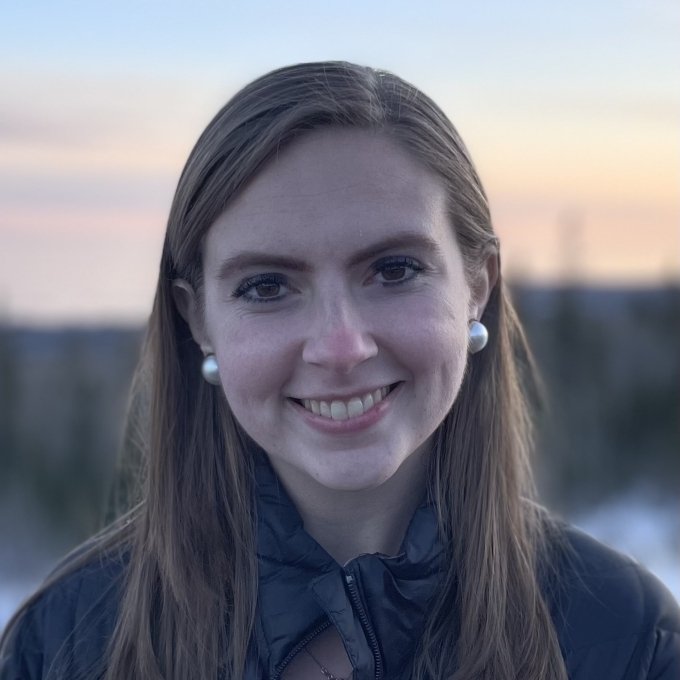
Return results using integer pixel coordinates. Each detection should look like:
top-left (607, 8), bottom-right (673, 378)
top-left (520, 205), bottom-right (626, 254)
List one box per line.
top-left (181, 130), bottom-right (493, 493)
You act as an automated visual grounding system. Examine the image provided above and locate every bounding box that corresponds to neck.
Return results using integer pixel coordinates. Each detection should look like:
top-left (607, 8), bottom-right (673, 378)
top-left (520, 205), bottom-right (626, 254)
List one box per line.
top-left (268, 441), bottom-right (432, 566)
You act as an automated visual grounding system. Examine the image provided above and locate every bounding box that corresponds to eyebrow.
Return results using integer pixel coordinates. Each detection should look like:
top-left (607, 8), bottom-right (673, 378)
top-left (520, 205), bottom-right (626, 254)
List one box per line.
top-left (348, 232), bottom-right (445, 267)
top-left (216, 232), bottom-right (444, 280)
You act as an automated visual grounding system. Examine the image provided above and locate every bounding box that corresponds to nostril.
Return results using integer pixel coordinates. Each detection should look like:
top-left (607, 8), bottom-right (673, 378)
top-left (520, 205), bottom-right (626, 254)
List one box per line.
top-left (301, 325), bottom-right (379, 371)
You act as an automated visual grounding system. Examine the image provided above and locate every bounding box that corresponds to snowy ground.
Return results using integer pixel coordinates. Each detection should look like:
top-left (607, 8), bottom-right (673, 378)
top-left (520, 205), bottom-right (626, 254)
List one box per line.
top-left (571, 493), bottom-right (679, 601)
top-left (1, 495), bottom-right (678, 633)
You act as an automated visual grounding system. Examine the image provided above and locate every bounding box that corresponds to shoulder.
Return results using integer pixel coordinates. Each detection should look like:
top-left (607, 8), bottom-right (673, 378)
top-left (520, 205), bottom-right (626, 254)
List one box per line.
top-left (546, 523), bottom-right (680, 680)
top-left (0, 544), bottom-right (127, 680)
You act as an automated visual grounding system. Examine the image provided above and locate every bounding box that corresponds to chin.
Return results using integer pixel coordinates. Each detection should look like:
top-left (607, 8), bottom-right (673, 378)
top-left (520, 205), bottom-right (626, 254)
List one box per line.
top-left (305, 451), bottom-right (405, 492)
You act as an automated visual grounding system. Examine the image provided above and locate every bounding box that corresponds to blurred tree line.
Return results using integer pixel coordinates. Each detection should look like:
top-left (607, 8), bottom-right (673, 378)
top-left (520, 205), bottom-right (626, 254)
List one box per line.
top-left (516, 284), bottom-right (679, 510)
top-left (0, 328), bottom-right (141, 559)
top-left (0, 285), bottom-right (678, 554)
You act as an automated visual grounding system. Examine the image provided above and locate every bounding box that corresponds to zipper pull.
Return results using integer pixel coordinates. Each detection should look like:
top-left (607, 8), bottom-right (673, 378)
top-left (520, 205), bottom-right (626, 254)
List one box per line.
top-left (345, 573), bottom-right (354, 584)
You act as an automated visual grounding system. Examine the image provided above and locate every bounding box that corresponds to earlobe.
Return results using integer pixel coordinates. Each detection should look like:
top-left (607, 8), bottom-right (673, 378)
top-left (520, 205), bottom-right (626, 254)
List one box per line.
top-left (172, 280), bottom-right (212, 353)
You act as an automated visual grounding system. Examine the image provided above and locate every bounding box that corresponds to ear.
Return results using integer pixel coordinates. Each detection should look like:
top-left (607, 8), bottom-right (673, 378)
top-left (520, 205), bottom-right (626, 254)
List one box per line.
top-left (172, 280), bottom-right (213, 354)
top-left (469, 253), bottom-right (499, 321)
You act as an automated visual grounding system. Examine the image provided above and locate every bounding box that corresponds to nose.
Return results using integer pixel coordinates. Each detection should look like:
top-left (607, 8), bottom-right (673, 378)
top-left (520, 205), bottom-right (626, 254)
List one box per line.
top-left (301, 293), bottom-right (378, 374)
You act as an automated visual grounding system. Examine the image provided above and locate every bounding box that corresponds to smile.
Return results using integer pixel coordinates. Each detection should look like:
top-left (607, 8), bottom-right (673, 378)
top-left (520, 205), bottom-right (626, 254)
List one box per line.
top-left (290, 383), bottom-right (400, 421)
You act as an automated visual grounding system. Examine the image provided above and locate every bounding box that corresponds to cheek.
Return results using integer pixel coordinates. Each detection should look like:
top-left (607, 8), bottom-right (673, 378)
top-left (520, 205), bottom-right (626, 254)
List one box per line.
top-left (387, 294), bottom-right (470, 410)
top-left (209, 316), bottom-right (296, 425)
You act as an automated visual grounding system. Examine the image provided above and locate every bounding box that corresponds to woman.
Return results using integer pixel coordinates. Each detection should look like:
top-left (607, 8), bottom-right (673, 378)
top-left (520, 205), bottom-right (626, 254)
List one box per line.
top-left (1, 61), bottom-right (678, 680)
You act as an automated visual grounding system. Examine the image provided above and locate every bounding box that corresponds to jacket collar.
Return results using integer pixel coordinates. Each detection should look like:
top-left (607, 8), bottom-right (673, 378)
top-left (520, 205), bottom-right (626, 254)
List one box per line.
top-left (252, 451), bottom-right (446, 679)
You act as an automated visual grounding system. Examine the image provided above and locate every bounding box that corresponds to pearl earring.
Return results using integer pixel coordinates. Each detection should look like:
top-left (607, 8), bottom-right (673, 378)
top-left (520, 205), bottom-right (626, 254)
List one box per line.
top-left (201, 354), bottom-right (221, 385)
top-left (468, 320), bottom-right (488, 354)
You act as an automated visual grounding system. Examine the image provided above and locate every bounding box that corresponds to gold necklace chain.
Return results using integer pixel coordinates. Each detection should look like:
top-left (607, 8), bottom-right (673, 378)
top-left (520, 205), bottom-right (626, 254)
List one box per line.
top-left (304, 646), bottom-right (349, 680)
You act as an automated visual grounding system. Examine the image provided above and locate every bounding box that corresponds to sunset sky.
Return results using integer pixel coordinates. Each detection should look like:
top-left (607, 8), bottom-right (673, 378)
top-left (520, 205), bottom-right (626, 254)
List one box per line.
top-left (1, 0), bottom-right (677, 324)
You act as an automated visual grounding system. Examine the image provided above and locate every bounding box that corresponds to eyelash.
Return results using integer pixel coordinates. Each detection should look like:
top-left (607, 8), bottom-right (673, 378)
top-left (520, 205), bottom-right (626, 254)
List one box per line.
top-left (231, 273), bottom-right (288, 304)
top-left (373, 256), bottom-right (425, 285)
top-left (231, 256), bottom-right (425, 304)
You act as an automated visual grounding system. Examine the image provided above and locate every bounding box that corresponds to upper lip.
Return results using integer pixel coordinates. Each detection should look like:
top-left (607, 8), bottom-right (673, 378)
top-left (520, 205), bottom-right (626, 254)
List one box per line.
top-left (289, 382), bottom-right (399, 403)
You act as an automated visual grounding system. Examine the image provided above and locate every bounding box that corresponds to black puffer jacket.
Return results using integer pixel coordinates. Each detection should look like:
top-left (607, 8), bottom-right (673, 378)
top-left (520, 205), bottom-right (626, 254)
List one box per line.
top-left (2, 456), bottom-right (679, 679)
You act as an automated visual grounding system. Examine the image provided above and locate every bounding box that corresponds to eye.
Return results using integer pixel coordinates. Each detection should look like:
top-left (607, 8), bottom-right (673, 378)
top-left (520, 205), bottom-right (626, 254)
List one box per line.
top-left (231, 273), bottom-right (290, 304)
top-left (372, 256), bottom-right (425, 286)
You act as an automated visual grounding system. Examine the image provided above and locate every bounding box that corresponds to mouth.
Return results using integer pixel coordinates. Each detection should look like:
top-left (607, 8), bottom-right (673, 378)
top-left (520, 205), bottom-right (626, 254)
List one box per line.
top-left (289, 382), bottom-right (402, 421)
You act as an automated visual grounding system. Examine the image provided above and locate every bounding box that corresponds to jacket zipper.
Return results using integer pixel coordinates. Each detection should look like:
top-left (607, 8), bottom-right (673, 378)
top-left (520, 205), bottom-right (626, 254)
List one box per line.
top-left (271, 619), bottom-right (332, 680)
top-left (345, 573), bottom-right (383, 680)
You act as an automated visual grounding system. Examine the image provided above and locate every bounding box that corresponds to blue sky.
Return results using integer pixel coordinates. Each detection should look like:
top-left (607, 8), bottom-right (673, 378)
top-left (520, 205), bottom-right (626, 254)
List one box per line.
top-left (0, 0), bottom-right (677, 323)
top-left (3, 0), bottom-right (675, 86)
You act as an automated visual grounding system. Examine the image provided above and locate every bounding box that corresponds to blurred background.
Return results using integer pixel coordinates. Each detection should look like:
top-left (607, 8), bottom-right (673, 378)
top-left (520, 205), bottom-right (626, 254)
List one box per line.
top-left (0, 0), bottom-right (678, 629)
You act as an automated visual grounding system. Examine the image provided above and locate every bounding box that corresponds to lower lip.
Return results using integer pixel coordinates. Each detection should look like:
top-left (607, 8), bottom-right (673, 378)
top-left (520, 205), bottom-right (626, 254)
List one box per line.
top-left (288, 383), bottom-right (402, 435)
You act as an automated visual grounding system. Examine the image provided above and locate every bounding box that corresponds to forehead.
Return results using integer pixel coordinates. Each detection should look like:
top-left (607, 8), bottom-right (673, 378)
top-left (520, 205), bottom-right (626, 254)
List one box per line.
top-left (204, 129), bottom-right (453, 264)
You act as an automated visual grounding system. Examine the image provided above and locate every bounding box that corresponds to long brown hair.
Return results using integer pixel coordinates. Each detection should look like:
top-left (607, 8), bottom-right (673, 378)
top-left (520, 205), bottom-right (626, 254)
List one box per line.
top-left (1, 62), bottom-right (568, 680)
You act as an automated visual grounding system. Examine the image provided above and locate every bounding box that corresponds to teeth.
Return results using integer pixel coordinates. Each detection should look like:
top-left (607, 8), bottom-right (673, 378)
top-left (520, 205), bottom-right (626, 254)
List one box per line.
top-left (299, 385), bottom-right (395, 420)
top-left (347, 397), bottom-right (364, 418)
top-left (330, 401), bottom-right (348, 420)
